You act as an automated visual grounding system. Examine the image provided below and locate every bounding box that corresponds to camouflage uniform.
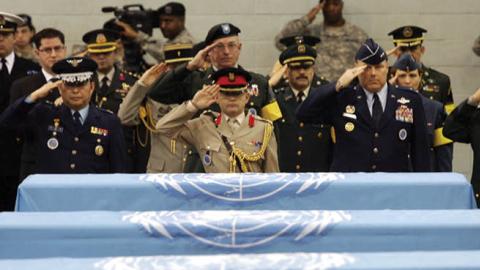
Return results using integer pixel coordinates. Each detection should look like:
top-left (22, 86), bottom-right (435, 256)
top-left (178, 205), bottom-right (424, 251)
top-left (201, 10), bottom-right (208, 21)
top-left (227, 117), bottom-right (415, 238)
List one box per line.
top-left (275, 15), bottom-right (368, 81)
top-left (135, 29), bottom-right (195, 63)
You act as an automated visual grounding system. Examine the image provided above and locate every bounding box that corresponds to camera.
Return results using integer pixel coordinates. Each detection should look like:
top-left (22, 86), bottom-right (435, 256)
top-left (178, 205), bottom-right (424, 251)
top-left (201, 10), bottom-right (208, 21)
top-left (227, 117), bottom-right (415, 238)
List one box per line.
top-left (102, 4), bottom-right (159, 36)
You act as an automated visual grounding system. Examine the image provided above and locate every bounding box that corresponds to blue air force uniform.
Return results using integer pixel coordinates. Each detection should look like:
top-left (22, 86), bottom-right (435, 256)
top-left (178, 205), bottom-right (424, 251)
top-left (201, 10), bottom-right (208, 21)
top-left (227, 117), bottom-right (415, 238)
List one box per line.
top-left (0, 57), bottom-right (127, 174)
top-left (296, 39), bottom-right (431, 172)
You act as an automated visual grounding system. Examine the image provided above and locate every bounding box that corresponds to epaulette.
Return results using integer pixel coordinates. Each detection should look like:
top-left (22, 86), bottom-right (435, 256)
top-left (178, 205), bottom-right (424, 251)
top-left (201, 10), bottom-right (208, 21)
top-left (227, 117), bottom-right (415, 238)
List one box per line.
top-left (201, 109), bottom-right (219, 120)
top-left (253, 114), bottom-right (273, 125)
top-left (273, 87), bottom-right (286, 94)
top-left (123, 70), bottom-right (141, 80)
top-left (97, 107), bottom-right (114, 114)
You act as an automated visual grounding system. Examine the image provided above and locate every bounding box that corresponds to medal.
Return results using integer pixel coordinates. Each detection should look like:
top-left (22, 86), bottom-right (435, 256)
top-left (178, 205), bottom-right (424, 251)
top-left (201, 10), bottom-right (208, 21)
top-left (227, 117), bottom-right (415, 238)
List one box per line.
top-left (398, 129), bottom-right (407, 141)
top-left (203, 150), bottom-right (212, 166)
top-left (47, 137), bottom-right (59, 150)
top-left (345, 122), bottom-right (354, 132)
top-left (95, 145), bottom-right (104, 156)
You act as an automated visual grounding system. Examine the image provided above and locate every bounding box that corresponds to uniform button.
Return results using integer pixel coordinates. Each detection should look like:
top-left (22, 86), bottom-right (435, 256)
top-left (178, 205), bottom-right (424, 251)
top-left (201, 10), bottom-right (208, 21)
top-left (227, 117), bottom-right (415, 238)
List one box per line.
top-left (183, 145), bottom-right (187, 149)
top-left (72, 150), bottom-right (77, 155)
top-left (373, 147), bottom-right (379, 154)
top-left (16, 137), bottom-right (21, 142)
top-left (295, 165), bottom-right (301, 170)
top-left (374, 132), bottom-right (379, 138)
top-left (430, 147), bottom-right (434, 151)
top-left (182, 158), bottom-right (187, 162)
top-left (74, 137), bottom-right (79, 142)
top-left (250, 102), bottom-right (254, 106)
top-left (317, 132), bottom-right (322, 139)
top-left (70, 163), bottom-right (76, 169)
top-left (127, 149), bottom-right (132, 154)
top-left (298, 136), bottom-right (303, 142)
top-left (430, 96), bottom-right (433, 100)
top-left (297, 150), bottom-right (302, 156)
top-left (476, 193), bottom-right (479, 198)
top-left (299, 122), bottom-right (304, 128)
top-left (371, 165), bottom-right (377, 170)
top-left (188, 150), bottom-right (192, 155)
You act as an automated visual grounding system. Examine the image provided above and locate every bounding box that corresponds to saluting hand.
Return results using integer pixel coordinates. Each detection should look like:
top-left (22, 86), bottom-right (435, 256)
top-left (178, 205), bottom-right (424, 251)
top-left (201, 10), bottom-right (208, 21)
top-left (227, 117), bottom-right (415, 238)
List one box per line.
top-left (386, 45), bottom-right (401, 57)
top-left (29, 80), bottom-right (62, 102)
top-left (186, 41), bottom-right (217, 71)
top-left (306, 3), bottom-right (323, 23)
top-left (191, 84), bottom-right (220, 110)
top-left (335, 65), bottom-right (367, 92)
top-left (139, 63), bottom-right (168, 87)
top-left (468, 87), bottom-right (480, 106)
top-left (388, 72), bottom-right (399, 86)
top-left (268, 63), bottom-right (287, 88)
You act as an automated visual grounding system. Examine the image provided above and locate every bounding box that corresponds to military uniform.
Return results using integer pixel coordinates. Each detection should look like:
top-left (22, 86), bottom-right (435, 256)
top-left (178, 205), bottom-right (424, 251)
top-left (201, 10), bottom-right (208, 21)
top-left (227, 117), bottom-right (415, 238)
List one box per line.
top-left (297, 39), bottom-right (431, 172)
top-left (156, 103), bottom-right (278, 173)
top-left (443, 100), bottom-right (480, 206)
top-left (118, 82), bottom-right (192, 173)
top-left (274, 77), bottom-right (332, 172)
top-left (84, 29), bottom-right (147, 172)
top-left (275, 16), bottom-right (368, 81)
top-left (0, 57), bottom-right (127, 175)
top-left (388, 25), bottom-right (455, 114)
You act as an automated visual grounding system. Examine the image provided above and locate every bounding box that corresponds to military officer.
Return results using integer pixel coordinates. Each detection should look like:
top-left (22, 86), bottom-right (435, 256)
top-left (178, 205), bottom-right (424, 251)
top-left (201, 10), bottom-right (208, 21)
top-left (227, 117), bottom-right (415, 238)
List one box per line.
top-left (83, 29), bottom-right (146, 172)
top-left (118, 44), bottom-right (195, 173)
top-left (0, 57), bottom-right (127, 175)
top-left (272, 35), bottom-right (332, 172)
top-left (0, 11), bottom-right (39, 211)
top-left (443, 87), bottom-right (480, 206)
top-left (148, 23), bottom-right (281, 172)
top-left (390, 53), bottom-right (452, 172)
top-left (388, 25), bottom-right (455, 114)
top-left (156, 68), bottom-right (279, 173)
top-left (297, 38), bottom-right (431, 172)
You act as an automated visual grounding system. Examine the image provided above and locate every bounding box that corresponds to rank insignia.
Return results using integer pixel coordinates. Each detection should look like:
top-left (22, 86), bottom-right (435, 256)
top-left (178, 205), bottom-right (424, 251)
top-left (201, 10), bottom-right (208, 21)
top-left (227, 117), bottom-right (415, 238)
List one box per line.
top-left (248, 84), bottom-right (259, 96)
top-left (95, 145), bottom-right (104, 156)
top-left (345, 105), bottom-right (355, 114)
top-left (397, 97), bottom-right (410, 104)
top-left (395, 105), bottom-right (414, 123)
top-left (91, 126), bottom-right (109, 136)
top-left (345, 122), bottom-right (355, 132)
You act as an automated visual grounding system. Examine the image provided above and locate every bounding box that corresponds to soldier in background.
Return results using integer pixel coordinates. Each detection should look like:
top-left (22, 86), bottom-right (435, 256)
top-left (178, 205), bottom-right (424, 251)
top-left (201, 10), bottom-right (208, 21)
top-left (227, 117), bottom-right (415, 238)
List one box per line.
top-left (274, 0), bottom-right (368, 81)
top-left (156, 68), bottom-right (279, 173)
top-left (390, 53), bottom-right (453, 172)
top-left (118, 43), bottom-right (196, 173)
top-left (83, 29), bottom-right (146, 172)
top-left (388, 25), bottom-right (455, 114)
top-left (14, 14), bottom-right (36, 62)
top-left (272, 36), bottom-right (332, 172)
top-left (115, 2), bottom-right (195, 63)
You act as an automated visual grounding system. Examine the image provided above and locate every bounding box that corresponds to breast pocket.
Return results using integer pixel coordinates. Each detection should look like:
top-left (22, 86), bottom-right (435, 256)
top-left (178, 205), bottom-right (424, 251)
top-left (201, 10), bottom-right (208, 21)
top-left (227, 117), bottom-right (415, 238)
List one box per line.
top-left (199, 141), bottom-right (223, 168)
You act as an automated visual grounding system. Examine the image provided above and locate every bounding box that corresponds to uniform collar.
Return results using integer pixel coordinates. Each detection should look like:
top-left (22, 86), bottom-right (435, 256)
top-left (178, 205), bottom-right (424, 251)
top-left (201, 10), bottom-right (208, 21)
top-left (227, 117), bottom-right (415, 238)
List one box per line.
top-left (291, 86), bottom-right (310, 100)
top-left (70, 105), bottom-right (90, 124)
top-left (223, 111), bottom-right (245, 125)
top-left (362, 83), bottom-right (388, 112)
top-left (41, 68), bottom-right (54, 82)
top-left (97, 67), bottom-right (115, 86)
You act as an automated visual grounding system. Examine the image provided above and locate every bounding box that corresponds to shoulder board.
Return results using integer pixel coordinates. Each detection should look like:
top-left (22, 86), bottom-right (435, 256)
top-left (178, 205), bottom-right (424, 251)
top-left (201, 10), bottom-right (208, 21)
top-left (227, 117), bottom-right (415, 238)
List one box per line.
top-left (273, 87), bottom-right (286, 94)
top-left (253, 114), bottom-right (273, 125)
top-left (201, 109), bottom-right (219, 120)
top-left (97, 107), bottom-right (114, 114)
top-left (123, 70), bottom-right (141, 80)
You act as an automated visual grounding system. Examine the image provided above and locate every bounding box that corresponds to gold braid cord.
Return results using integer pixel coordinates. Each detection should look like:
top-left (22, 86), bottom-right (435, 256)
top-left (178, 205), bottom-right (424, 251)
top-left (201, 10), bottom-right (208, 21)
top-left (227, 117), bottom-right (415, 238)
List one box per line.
top-left (229, 122), bottom-right (273, 173)
top-left (138, 104), bottom-right (176, 153)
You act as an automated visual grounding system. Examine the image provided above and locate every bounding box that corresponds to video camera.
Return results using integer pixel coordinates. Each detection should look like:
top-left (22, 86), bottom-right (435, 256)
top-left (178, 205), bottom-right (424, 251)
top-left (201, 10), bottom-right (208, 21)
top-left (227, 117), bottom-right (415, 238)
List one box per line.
top-left (102, 4), bottom-right (159, 36)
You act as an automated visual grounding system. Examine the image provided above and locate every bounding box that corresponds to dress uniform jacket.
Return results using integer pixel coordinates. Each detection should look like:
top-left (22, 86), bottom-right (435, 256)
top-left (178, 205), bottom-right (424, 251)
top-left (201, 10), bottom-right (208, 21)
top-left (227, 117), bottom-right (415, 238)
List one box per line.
top-left (118, 82), bottom-right (191, 173)
top-left (273, 77), bottom-right (333, 172)
top-left (9, 73), bottom-right (60, 180)
top-left (0, 55), bottom-right (39, 211)
top-left (94, 67), bottom-right (147, 172)
top-left (156, 102), bottom-right (279, 173)
top-left (296, 82), bottom-right (431, 172)
top-left (420, 65), bottom-right (455, 114)
top-left (421, 95), bottom-right (453, 172)
top-left (443, 100), bottom-right (480, 206)
top-left (0, 98), bottom-right (127, 174)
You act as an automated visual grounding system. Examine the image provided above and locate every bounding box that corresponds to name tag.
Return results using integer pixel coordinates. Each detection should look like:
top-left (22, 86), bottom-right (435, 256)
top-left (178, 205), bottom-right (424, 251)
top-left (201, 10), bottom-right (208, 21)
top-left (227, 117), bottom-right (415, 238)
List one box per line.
top-left (342, 113), bottom-right (357, 120)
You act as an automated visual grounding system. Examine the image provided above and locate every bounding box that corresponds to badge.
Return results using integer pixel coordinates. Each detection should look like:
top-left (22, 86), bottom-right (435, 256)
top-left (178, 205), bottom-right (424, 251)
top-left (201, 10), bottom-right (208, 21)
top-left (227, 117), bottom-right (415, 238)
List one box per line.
top-left (248, 107), bottom-right (257, 115)
top-left (399, 129), bottom-right (407, 141)
top-left (95, 145), bottom-right (104, 156)
top-left (203, 150), bottom-right (212, 166)
top-left (345, 122), bottom-right (354, 132)
top-left (397, 97), bottom-right (410, 104)
top-left (248, 84), bottom-right (259, 96)
top-left (47, 137), bottom-right (59, 150)
top-left (345, 105), bottom-right (355, 114)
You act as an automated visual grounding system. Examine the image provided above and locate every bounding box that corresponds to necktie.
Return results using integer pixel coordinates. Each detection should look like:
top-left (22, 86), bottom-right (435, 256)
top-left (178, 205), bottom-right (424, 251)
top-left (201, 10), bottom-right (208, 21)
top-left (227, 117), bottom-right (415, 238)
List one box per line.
top-left (297, 91), bottom-right (304, 104)
top-left (99, 77), bottom-right (109, 94)
top-left (73, 111), bottom-right (82, 131)
top-left (0, 58), bottom-right (8, 81)
top-left (372, 93), bottom-right (383, 128)
top-left (228, 118), bottom-right (239, 131)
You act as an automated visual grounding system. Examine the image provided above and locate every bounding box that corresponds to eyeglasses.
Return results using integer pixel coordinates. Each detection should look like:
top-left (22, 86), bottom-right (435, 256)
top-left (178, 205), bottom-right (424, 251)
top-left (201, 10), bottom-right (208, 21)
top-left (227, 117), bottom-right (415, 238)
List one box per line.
top-left (212, 42), bottom-right (239, 52)
top-left (38, 46), bottom-right (65, 54)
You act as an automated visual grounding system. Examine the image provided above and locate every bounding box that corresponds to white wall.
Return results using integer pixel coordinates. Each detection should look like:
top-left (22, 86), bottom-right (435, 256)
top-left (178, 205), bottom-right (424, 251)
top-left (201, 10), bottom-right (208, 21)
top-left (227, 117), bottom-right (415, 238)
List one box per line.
top-left (4, 0), bottom-right (480, 178)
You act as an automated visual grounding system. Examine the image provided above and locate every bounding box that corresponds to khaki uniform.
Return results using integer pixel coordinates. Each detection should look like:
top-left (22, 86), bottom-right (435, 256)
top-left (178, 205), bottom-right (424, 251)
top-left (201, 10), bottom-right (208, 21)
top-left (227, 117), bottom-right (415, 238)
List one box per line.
top-left (135, 29), bottom-right (195, 63)
top-left (156, 103), bottom-right (279, 173)
top-left (117, 82), bottom-right (189, 173)
top-left (275, 15), bottom-right (368, 81)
